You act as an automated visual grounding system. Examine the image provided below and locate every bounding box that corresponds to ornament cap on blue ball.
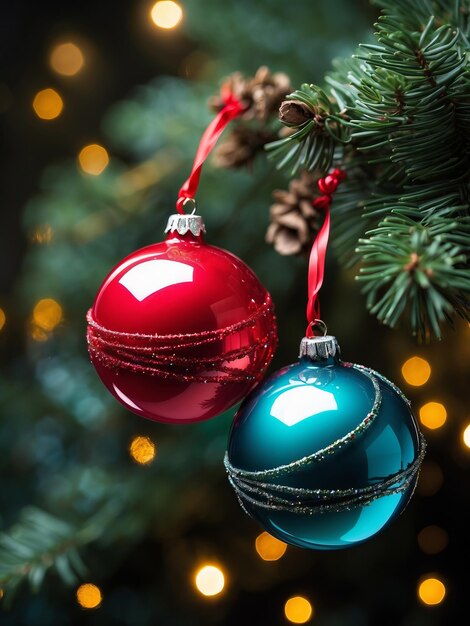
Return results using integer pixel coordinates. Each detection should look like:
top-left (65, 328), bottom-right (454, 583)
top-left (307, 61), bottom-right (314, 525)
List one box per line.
top-left (225, 332), bottom-right (426, 550)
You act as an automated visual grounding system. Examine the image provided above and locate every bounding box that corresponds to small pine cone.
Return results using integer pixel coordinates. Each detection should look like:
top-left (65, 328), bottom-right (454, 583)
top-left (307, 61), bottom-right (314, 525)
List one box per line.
top-left (250, 66), bottom-right (292, 122)
top-left (209, 66), bottom-right (292, 123)
top-left (266, 171), bottom-right (322, 256)
top-left (213, 126), bottom-right (276, 169)
top-left (279, 100), bottom-right (314, 127)
top-left (266, 213), bottom-right (310, 256)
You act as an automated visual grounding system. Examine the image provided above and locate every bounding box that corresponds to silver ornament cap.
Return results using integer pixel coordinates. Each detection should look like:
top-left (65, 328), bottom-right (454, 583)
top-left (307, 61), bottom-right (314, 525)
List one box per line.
top-left (299, 335), bottom-right (340, 361)
top-left (164, 213), bottom-right (206, 237)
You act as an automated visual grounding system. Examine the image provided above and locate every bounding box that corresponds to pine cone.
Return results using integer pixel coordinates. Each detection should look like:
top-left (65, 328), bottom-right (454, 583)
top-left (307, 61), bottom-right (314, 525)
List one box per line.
top-left (209, 66), bottom-right (292, 122)
top-left (266, 171), bottom-right (321, 255)
top-left (279, 100), bottom-right (314, 126)
top-left (213, 126), bottom-right (277, 169)
top-left (250, 66), bottom-right (292, 122)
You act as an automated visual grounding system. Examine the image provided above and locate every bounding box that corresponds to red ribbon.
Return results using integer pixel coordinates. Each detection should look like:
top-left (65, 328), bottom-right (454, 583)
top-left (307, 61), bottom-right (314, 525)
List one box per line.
top-left (306, 168), bottom-right (345, 337)
top-left (176, 89), bottom-right (246, 214)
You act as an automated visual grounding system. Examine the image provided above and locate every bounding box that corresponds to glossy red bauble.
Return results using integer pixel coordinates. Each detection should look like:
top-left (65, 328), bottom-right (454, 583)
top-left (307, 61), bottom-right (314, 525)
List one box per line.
top-left (87, 217), bottom-right (277, 423)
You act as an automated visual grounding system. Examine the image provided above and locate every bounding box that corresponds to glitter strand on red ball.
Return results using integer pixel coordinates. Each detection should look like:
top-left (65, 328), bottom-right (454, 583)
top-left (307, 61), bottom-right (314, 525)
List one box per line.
top-left (86, 299), bottom-right (277, 383)
top-left (176, 89), bottom-right (246, 214)
top-left (306, 168), bottom-right (346, 338)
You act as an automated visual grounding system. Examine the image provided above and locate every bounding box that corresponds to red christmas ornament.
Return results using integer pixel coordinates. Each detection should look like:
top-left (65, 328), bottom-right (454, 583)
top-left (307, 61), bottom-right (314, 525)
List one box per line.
top-left (87, 90), bottom-right (277, 422)
top-left (87, 214), bottom-right (277, 423)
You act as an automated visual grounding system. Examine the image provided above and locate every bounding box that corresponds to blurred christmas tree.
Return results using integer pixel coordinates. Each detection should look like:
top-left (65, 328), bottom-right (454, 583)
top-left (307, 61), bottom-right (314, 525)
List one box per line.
top-left (0, 1), bottom-right (468, 625)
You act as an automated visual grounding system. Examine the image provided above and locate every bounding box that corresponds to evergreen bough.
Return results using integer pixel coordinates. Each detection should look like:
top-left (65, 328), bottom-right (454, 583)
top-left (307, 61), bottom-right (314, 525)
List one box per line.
top-left (268, 0), bottom-right (470, 339)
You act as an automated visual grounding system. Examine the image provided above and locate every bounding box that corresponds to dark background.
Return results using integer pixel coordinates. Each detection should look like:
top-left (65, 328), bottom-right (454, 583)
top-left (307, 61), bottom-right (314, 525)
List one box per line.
top-left (1, 0), bottom-right (193, 293)
top-left (0, 1), bottom-right (468, 625)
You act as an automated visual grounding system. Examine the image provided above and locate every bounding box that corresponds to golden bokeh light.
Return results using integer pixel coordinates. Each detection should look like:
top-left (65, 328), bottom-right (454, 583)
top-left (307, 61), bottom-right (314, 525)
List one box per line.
top-left (33, 298), bottom-right (63, 331)
top-left (284, 596), bottom-right (313, 624)
top-left (78, 144), bottom-right (109, 176)
top-left (463, 423), bottom-right (470, 448)
top-left (418, 576), bottom-right (446, 606)
top-left (76, 583), bottom-right (102, 609)
top-left (419, 402), bottom-right (447, 430)
top-left (33, 88), bottom-right (64, 120)
top-left (0, 308), bottom-right (6, 332)
top-left (50, 42), bottom-right (84, 76)
top-left (401, 356), bottom-right (431, 386)
top-left (150, 1), bottom-right (183, 29)
top-left (32, 225), bottom-right (53, 244)
top-left (194, 565), bottom-right (225, 597)
top-left (129, 436), bottom-right (156, 465)
top-left (417, 525), bottom-right (448, 555)
top-left (0, 588), bottom-right (3, 599)
top-left (255, 532), bottom-right (287, 561)
top-left (417, 461), bottom-right (443, 497)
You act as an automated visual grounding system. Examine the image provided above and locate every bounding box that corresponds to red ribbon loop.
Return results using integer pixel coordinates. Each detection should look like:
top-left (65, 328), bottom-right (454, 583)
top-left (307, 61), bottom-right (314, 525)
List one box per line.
top-left (176, 90), bottom-right (246, 214)
top-left (306, 169), bottom-right (345, 337)
top-left (306, 205), bottom-right (330, 337)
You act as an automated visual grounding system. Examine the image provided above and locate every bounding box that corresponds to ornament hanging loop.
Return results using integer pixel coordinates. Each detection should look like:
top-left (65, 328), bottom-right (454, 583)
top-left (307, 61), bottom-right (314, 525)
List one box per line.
top-left (181, 197), bottom-right (197, 215)
top-left (176, 196), bottom-right (198, 215)
top-left (308, 319), bottom-right (328, 337)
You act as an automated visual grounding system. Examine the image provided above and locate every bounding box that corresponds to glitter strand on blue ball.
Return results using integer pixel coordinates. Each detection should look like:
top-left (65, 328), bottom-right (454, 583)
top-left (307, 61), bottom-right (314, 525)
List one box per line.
top-left (224, 436), bottom-right (425, 515)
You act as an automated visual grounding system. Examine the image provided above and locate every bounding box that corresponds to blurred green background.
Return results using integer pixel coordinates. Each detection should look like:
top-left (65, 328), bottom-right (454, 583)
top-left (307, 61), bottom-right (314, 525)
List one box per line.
top-left (0, 0), bottom-right (468, 624)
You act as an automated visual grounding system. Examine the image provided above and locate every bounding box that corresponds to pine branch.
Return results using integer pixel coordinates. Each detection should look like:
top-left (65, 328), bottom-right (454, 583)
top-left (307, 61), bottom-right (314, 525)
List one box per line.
top-left (0, 508), bottom-right (89, 601)
top-left (265, 84), bottom-right (348, 174)
top-left (356, 213), bottom-right (470, 339)
top-left (0, 482), bottom-right (142, 600)
top-left (266, 0), bottom-right (470, 338)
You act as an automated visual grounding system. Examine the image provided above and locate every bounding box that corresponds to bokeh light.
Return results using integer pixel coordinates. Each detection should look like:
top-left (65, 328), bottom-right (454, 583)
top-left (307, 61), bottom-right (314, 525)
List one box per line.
top-left (418, 576), bottom-right (446, 606)
top-left (401, 356), bottom-right (431, 386)
top-left (419, 402), bottom-right (447, 430)
top-left (78, 144), bottom-right (109, 176)
top-left (33, 298), bottom-right (63, 331)
top-left (255, 531), bottom-right (287, 561)
top-left (417, 461), bottom-right (444, 497)
top-left (194, 565), bottom-right (225, 597)
top-left (50, 42), bottom-right (84, 76)
top-left (417, 526), bottom-right (449, 554)
top-left (32, 225), bottom-right (53, 244)
top-left (76, 583), bottom-right (102, 609)
top-left (284, 596), bottom-right (313, 623)
top-left (150, 1), bottom-right (183, 29)
top-left (0, 308), bottom-right (6, 332)
top-left (129, 436), bottom-right (156, 464)
top-left (463, 423), bottom-right (470, 448)
top-left (32, 88), bottom-right (63, 120)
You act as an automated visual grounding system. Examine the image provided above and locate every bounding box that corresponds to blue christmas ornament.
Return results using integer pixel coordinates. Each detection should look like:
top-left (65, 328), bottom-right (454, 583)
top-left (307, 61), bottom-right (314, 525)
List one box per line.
top-left (225, 333), bottom-right (426, 550)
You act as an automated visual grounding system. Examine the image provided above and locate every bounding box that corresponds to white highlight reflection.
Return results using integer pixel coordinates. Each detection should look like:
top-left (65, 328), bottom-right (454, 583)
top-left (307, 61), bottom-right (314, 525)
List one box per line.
top-left (119, 260), bottom-right (194, 301)
top-left (113, 383), bottom-right (142, 411)
top-left (270, 386), bottom-right (337, 426)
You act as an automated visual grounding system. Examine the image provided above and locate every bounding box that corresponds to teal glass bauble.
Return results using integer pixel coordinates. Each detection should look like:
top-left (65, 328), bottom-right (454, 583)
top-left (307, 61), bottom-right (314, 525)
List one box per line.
top-left (225, 335), bottom-right (425, 550)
